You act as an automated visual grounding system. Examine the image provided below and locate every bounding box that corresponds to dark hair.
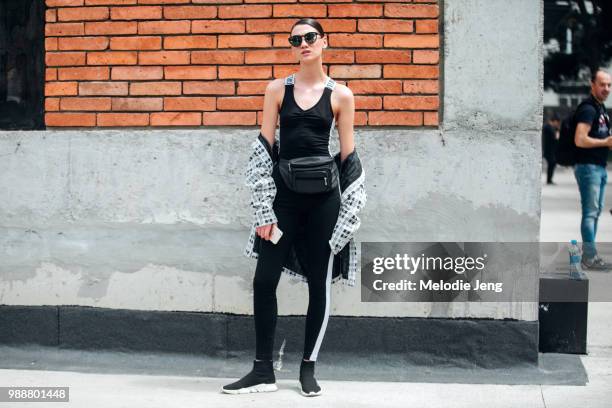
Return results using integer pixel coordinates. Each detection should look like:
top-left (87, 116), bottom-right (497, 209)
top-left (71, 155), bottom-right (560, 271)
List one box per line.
top-left (591, 68), bottom-right (609, 83)
top-left (550, 112), bottom-right (561, 122)
top-left (291, 18), bottom-right (325, 37)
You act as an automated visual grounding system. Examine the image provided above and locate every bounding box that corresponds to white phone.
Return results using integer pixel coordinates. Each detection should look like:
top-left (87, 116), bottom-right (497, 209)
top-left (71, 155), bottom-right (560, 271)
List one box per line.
top-left (270, 224), bottom-right (283, 244)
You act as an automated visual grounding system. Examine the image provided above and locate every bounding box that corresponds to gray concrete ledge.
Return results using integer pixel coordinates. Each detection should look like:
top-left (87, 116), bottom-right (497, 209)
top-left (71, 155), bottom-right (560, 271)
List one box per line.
top-left (1, 305), bottom-right (538, 368)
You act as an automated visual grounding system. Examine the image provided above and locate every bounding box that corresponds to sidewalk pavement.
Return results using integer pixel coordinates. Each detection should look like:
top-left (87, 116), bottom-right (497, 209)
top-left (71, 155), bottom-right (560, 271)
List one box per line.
top-left (0, 164), bottom-right (611, 408)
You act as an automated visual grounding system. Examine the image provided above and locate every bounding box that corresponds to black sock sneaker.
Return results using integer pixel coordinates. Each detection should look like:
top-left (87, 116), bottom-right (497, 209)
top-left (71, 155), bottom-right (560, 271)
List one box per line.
top-left (221, 360), bottom-right (277, 394)
top-left (299, 360), bottom-right (322, 397)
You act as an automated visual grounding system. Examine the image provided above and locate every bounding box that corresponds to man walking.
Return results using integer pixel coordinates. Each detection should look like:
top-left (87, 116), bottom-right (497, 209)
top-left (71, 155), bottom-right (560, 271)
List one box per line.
top-left (574, 69), bottom-right (612, 270)
top-left (542, 113), bottom-right (560, 184)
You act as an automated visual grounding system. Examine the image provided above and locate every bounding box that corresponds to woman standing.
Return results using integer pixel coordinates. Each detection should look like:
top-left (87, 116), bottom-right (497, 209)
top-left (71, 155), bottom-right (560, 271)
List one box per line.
top-left (222, 17), bottom-right (366, 397)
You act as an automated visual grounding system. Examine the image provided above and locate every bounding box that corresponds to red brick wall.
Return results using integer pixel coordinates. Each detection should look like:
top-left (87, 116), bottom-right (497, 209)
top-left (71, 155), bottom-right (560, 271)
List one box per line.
top-left (44, 0), bottom-right (440, 128)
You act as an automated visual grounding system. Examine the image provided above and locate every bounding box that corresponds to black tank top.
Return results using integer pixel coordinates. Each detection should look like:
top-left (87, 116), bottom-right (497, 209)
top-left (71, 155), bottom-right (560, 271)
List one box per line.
top-left (278, 73), bottom-right (337, 160)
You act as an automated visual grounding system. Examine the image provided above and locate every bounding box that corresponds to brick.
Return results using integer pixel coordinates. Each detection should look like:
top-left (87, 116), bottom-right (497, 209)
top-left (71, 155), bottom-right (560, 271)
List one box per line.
top-left (79, 81), bottom-right (128, 95)
top-left (46, 112), bottom-right (96, 126)
top-left (346, 80), bottom-right (402, 94)
top-left (384, 65), bottom-right (439, 79)
top-left (191, 50), bottom-right (243, 64)
top-left (163, 5), bottom-right (216, 19)
top-left (46, 9), bottom-right (57, 23)
top-left (138, 51), bottom-right (190, 65)
top-left (85, 21), bottom-right (137, 35)
top-left (164, 66), bottom-right (216, 80)
top-left (192, 0), bottom-right (242, 3)
top-left (355, 95), bottom-right (382, 110)
top-left (45, 23), bottom-right (85, 36)
top-left (163, 97), bottom-right (215, 111)
top-left (46, 97), bottom-right (60, 111)
top-left (46, 68), bottom-right (58, 81)
top-left (329, 65), bottom-right (381, 79)
top-left (413, 50), bottom-right (439, 64)
top-left (403, 79), bottom-right (439, 94)
top-left (192, 20), bottom-right (244, 33)
top-left (183, 81), bottom-right (235, 95)
top-left (384, 34), bottom-right (439, 49)
top-left (416, 19), bottom-right (438, 34)
top-left (203, 111), bottom-right (255, 125)
top-left (60, 97), bottom-right (111, 110)
top-left (57, 7), bottom-right (109, 21)
top-left (329, 33), bottom-right (382, 48)
top-left (85, 0), bottom-right (136, 3)
top-left (355, 50), bottom-right (410, 63)
top-left (58, 37), bottom-right (109, 50)
top-left (219, 65), bottom-right (271, 79)
top-left (328, 4), bottom-right (382, 17)
top-left (164, 36), bottom-right (216, 49)
top-left (85, 0), bottom-right (136, 4)
top-left (87, 51), bottom-right (138, 65)
top-left (358, 19), bottom-right (413, 33)
top-left (236, 81), bottom-right (268, 95)
top-left (58, 66), bottom-right (110, 80)
top-left (112, 97), bottom-right (163, 111)
top-left (273, 4), bottom-right (326, 17)
top-left (45, 81), bottom-right (78, 96)
top-left (47, 0), bottom-right (84, 6)
top-left (245, 50), bottom-right (295, 64)
top-left (246, 18), bottom-right (295, 33)
top-left (274, 64), bottom-right (301, 78)
top-left (110, 36), bottom-right (161, 50)
top-left (216, 96), bottom-right (264, 110)
top-left (138, 20), bottom-right (190, 35)
top-left (323, 50), bottom-right (355, 64)
top-left (111, 66), bottom-right (163, 80)
top-left (150, 112), bottom-right (202, 126)
top-left (219, 5), bottom-right (271, 19)
top-left (97, 113), bottom-right (149, 126)
top-left (46, 52), bottom-right (86, 66)
top-left (137, 0), bottom-right (188, 3)
top-left (111, 6), bottom-right (161, 20)
top-left (46, 38), bottom-right (59, 51)
top-left (384, 4), bottom-right (439, 18)
top-left (218, 35), bottom-right (271, 49)
top-left (354, 111), bottom-right (367, 126)
top-left (424, 111), bottom-right (438, 126)
top-left (129, 81), bottom-right (181, 95)
top-left (383, 95), bottom-right (439, 110)
top-left (368, 111), bottom-right (423, 126)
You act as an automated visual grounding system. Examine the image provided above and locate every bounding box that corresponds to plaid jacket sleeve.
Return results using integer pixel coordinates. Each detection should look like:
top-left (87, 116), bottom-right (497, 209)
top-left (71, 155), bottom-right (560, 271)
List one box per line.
top-left (329, 168), bottom-right (366, 255)
top-left (245, 137), bottom-right (278, 228)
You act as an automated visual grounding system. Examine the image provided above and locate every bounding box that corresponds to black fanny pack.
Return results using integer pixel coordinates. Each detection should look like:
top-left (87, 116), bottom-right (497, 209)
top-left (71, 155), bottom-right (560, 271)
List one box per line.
top-left (278, 155), bottom-right (339, 194)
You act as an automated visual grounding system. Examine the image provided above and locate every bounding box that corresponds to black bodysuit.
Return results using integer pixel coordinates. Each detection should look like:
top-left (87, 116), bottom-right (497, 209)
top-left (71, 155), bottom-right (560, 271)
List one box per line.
top-left (278, 73), bottom-right (337, 160)
top-left (253, 73), bottom-right (341, 362)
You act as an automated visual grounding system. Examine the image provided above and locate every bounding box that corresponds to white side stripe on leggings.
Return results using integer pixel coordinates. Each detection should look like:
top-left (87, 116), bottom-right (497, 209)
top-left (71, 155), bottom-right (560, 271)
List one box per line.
top-left (309, 250), bottom-right (334, 361)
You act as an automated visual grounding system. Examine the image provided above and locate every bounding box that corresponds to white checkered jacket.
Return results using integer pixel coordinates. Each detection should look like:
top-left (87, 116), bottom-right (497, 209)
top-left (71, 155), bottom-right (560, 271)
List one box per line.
top-left (243, 132), bottom-right (366, 286)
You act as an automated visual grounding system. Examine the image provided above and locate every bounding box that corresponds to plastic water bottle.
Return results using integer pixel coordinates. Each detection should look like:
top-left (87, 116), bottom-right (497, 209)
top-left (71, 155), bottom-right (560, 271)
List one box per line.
top-left (568, 240), bottom-right (586, 280)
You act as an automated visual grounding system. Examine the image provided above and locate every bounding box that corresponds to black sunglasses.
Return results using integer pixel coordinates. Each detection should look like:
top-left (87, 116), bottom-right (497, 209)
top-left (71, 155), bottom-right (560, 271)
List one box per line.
top-left (288, 32), bottom-right (321, 47)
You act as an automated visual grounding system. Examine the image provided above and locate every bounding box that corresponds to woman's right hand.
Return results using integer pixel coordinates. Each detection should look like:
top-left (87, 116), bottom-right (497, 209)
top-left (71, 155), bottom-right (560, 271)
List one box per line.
top-left (256, 223), bottom-right (276, 240)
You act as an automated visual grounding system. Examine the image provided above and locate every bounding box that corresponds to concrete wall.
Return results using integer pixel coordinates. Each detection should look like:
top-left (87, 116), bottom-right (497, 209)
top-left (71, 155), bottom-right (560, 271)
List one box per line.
top-left (0, 0), bottom-right (543, 321)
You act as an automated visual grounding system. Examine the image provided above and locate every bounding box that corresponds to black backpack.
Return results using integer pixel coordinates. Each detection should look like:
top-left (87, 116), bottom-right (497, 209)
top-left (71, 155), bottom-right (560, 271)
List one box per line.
top-left (555, 97), bottom-right (601, 166)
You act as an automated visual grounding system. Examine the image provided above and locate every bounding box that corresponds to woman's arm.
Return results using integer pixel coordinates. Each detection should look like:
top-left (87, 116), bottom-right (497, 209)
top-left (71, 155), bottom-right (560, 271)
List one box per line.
top-left (335, 84), bottom-right (356, 162)
top-left (259, 79), bottom-right (283, 150)
top-left (251, 79), bottom-right (282, 240)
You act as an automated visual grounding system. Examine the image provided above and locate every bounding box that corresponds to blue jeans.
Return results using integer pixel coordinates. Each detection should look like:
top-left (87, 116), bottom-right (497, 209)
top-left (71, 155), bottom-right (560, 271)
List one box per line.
top-left (574, 163), bottom-right (608, 258)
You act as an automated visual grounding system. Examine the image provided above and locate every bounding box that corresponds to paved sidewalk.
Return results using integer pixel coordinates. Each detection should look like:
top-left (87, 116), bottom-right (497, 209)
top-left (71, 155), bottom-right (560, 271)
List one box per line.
top-left (540, 163), bottom-right (612, 243)
top-left (0, 167), bottom-right (610, 408)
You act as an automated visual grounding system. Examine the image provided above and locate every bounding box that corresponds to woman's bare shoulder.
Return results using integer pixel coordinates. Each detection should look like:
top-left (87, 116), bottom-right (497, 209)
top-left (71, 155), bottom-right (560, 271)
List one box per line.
top-left (333, 82), bottom-right (354, 101)
top-left (265, 77), bottom-right (286, 109)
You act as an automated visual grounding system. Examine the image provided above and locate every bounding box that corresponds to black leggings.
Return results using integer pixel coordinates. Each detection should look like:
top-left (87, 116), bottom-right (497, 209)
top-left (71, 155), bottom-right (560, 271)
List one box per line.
top-left (253, 166), bottom-right (341, 361)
